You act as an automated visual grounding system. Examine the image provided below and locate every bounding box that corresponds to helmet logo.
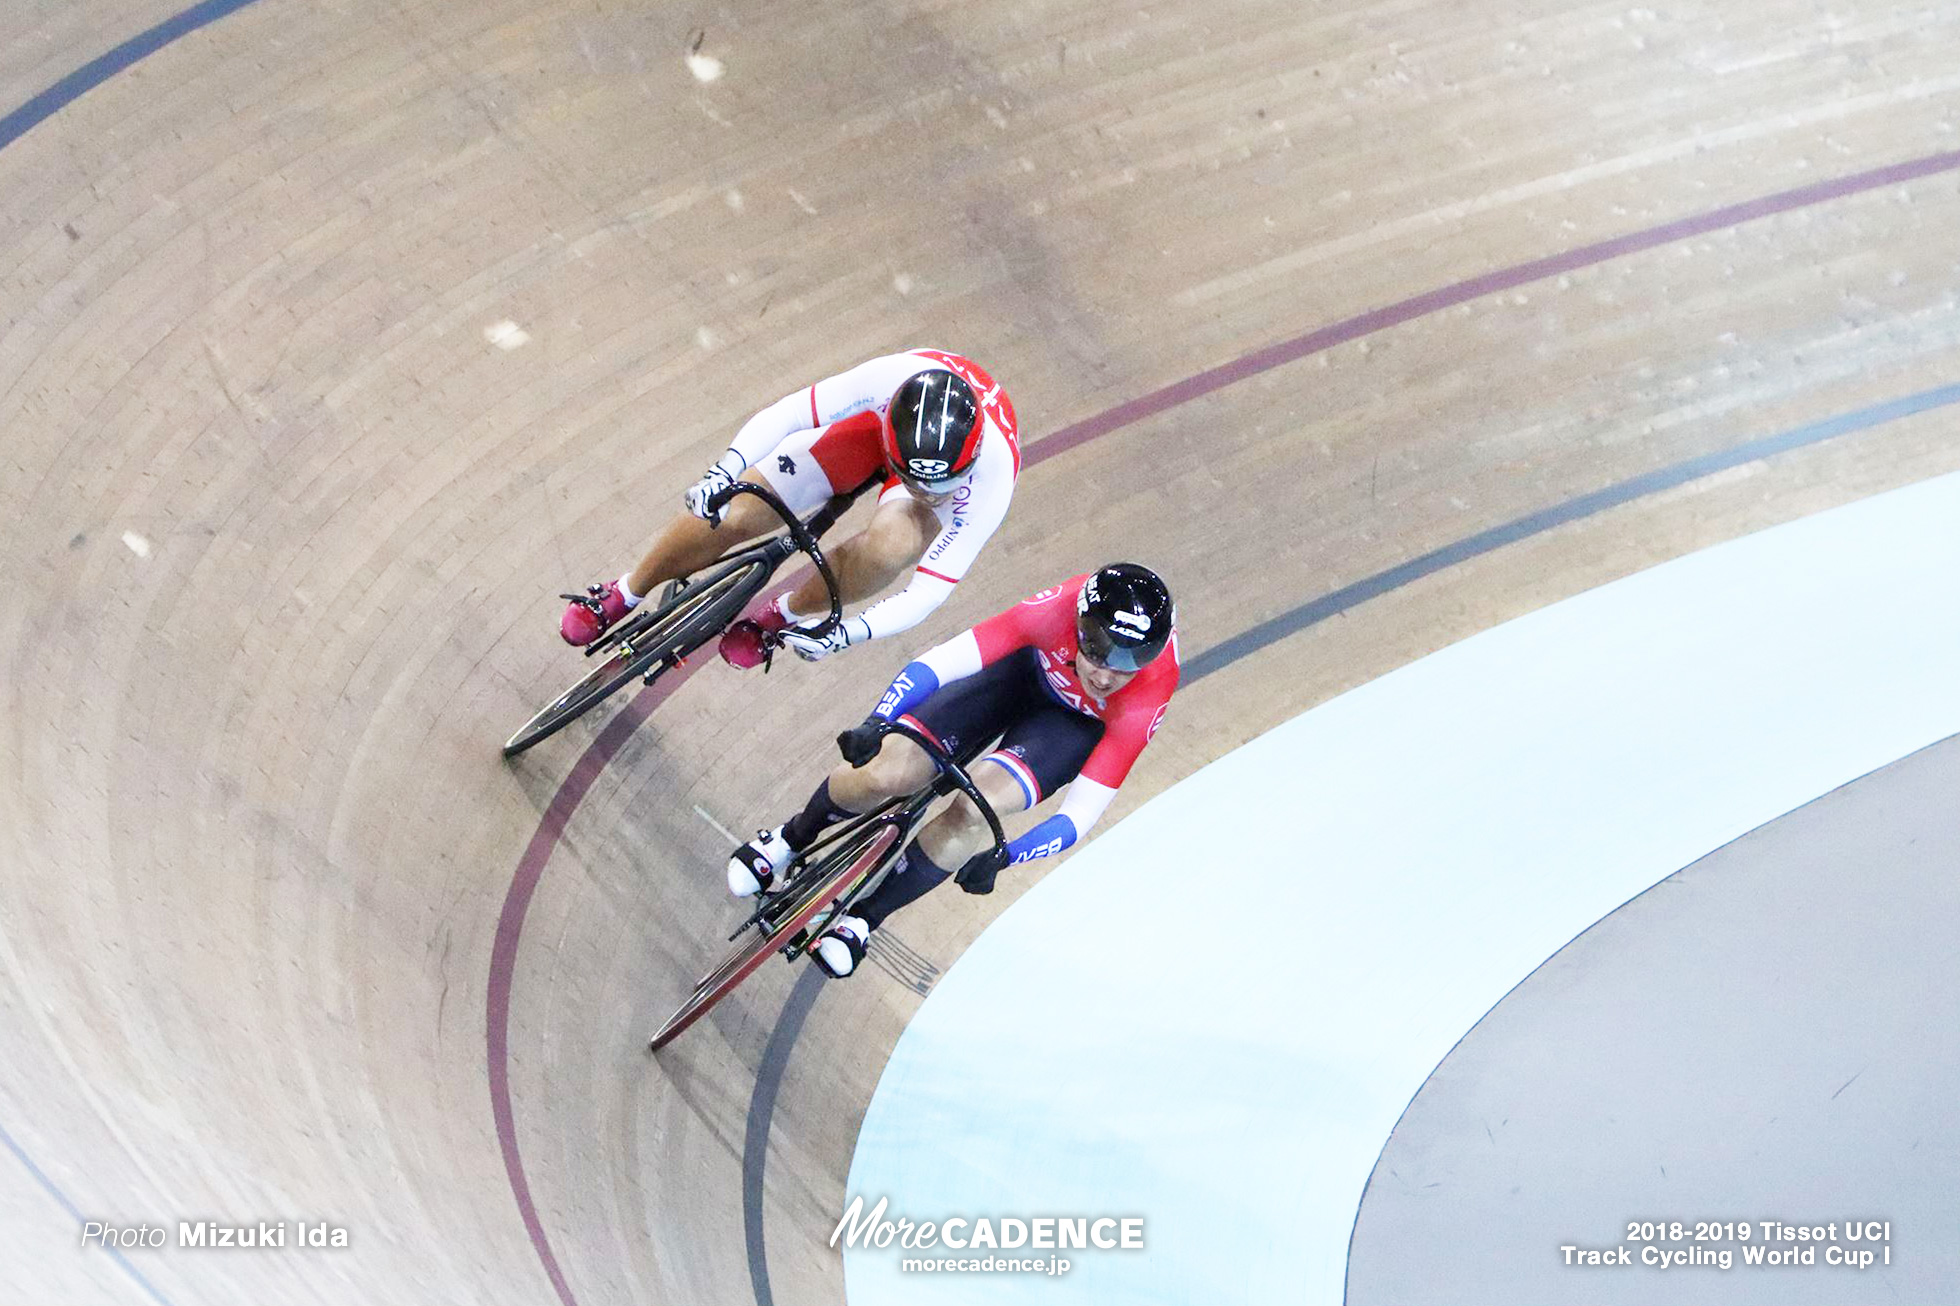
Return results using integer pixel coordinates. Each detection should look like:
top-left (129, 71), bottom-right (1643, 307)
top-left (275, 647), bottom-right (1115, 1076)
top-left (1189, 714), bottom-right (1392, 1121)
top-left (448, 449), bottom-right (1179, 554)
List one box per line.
top-left (1111, 608), bottom-right (1151, 636)
top-left (908, 458), bottom-right (951, 478)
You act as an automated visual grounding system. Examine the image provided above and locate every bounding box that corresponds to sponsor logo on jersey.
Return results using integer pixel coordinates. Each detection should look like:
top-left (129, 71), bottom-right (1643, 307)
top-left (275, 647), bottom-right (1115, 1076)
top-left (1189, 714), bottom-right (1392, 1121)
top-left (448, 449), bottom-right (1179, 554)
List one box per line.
top-left (1034, 648), bottom-right (1095, 716)
top-left (1012, 835), bottom-right (1066, 863)
top-left (924, 504), bottom-right (971, 562)
top-left (1023, 586), bottom-right (1062, 605)
top-left (876, 673), bottom-right (915, 719)
top-left (776, 454), bottom-right (797, 475)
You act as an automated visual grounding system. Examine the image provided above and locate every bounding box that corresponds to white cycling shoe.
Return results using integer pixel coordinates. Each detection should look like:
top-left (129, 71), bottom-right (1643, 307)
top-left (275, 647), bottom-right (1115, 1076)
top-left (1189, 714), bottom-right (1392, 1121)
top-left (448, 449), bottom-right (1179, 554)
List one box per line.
top-left (727, 826), bottom-right (795, 897)
top-left (813, 914), bottom-right (870, 979)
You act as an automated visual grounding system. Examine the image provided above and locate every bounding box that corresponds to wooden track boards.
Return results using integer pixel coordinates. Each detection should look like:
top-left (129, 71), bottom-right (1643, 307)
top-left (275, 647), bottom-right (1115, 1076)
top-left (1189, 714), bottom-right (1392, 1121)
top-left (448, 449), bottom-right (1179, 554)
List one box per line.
top-left (4, 0), bottom-right (1959, 1301)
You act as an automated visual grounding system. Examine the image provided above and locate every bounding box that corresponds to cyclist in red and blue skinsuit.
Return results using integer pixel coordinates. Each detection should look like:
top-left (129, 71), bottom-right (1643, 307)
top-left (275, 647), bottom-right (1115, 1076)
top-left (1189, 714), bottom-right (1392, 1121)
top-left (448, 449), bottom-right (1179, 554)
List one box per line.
top-left (726, 564), bottom-right (1179, 977)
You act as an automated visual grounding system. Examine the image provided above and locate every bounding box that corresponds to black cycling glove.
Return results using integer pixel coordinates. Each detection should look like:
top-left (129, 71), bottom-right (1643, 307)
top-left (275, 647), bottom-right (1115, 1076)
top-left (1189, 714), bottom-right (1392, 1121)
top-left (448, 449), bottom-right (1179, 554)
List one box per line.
top-left (836, 716), bottom-right (887, 767)
top-left (954, 844), bottom-right (1010, 895)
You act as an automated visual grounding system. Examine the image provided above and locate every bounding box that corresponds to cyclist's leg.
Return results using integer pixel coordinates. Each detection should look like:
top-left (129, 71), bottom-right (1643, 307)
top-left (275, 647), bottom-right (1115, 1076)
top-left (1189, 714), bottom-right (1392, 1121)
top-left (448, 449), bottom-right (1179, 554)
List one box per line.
top-left (815, 674), bottom-right (1066, 972)
top-left (914, 704), bottom-right (1104, 873)
top-left (778, 485), bottom-right (937, 619)
top-left (778, 651), bottom-right (1029, 852)
top-left (852, 760), bottom-right (1028, 930)
top-left (624, 418), bottom-right (872, 599)
top-left (804, 731), bottom-right (935, 836)
top-left (850, 652), bottom-right (1079, 929)
top-left (622, 469), bottom-right (786, 598)
top-left (732, 730), bottom-right (936, 897)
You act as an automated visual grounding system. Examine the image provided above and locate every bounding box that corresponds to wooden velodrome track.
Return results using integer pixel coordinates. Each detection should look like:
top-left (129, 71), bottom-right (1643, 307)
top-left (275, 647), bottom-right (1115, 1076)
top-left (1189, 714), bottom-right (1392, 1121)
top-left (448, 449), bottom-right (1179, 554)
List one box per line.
top-left (4, 0), bottom-right (1959, 1301)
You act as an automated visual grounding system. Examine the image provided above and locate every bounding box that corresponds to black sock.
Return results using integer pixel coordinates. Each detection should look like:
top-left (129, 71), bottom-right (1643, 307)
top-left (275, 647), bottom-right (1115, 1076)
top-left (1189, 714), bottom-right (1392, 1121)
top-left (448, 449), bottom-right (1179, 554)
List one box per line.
top-left (783, 779), bottom-right (854, 851)
top-left (855, 843), bottom-right (951, 931)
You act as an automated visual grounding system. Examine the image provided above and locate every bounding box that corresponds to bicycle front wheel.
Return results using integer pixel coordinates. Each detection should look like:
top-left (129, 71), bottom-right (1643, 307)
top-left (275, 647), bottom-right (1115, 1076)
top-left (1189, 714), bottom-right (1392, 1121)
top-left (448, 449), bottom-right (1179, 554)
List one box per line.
top-left (503, 561), bottom-right (764, 756)
top-left (648, 819), bottom-right (901, 1052)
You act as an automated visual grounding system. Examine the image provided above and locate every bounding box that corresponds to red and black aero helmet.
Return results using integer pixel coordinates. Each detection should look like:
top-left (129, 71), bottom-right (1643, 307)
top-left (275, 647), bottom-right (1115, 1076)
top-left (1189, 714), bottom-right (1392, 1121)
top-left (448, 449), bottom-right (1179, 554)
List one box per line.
top-left (883, 369), bottom-right (982, 492)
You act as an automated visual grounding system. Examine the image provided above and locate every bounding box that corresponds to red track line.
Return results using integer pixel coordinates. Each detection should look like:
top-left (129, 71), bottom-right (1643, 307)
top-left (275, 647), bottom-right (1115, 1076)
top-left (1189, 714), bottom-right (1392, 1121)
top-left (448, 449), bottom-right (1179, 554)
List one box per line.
top-left (487, 665), bottom-right (700, 1306)
top-left (1029, 149), bottom-right (1960, 466)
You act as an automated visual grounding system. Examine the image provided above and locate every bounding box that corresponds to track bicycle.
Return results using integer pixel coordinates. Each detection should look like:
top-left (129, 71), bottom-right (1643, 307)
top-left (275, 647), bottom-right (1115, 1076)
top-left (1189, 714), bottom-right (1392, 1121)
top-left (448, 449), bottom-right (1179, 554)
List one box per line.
top-left (503, 479), bottom-right (866, 756)
top-left (647, 721), bottom-right (1007, 1052)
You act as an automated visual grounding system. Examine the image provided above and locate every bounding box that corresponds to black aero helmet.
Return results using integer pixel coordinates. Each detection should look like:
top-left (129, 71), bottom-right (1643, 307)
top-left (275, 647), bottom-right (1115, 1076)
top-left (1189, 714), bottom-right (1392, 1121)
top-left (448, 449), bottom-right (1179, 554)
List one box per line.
top-left (882, 369), bottom-right (982, 492)
top-left (1076, 563), bottom-right (1174, 672)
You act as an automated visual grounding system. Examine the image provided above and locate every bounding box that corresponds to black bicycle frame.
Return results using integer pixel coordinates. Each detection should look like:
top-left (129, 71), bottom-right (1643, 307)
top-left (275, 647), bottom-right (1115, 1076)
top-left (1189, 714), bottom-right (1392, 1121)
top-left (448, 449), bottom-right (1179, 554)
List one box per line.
top-left (702, 479), bottom-right (849, 639)
top-left (734, 718), bottom-right (1009, 941)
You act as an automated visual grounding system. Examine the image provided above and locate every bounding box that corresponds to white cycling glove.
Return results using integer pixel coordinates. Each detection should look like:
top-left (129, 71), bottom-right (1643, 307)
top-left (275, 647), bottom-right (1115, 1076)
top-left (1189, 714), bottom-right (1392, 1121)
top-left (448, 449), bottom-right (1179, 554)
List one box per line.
top-left (781, 616), bottom-right (870, 662)
top-left (683, 464), bottom-right (739, 522)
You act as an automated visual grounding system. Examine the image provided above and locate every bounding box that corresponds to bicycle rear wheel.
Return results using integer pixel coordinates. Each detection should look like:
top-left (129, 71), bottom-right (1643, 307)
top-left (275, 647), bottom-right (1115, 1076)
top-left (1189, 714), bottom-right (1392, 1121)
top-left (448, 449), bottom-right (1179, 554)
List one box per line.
top-left (503, 560), bottom-right (764, 756)
top-left (648, 819), bottom-right (901, 1052)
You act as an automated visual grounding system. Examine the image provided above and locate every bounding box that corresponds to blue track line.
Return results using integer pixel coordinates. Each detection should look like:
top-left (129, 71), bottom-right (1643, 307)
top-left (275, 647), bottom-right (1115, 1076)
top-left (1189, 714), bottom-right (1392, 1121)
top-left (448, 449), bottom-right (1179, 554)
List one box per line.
top-left (0, 1118), bottom-right (176, 1305)
top-left (1182, 381), bottom-right (1960, 681)
top-left (0, 0), bottom-right (269, 153)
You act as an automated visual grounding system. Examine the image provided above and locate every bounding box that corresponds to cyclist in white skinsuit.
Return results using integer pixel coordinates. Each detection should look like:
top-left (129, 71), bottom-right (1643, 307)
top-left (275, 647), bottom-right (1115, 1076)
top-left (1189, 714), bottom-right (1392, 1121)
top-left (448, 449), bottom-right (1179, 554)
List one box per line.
top-left (558, 350), bottom-right (1021, 668)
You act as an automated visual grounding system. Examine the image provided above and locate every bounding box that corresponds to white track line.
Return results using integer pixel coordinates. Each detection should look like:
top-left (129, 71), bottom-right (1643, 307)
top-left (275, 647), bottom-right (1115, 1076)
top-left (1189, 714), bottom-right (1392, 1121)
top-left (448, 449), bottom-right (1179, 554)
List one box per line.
top-left (691, 804), bottom-right (739, 845)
